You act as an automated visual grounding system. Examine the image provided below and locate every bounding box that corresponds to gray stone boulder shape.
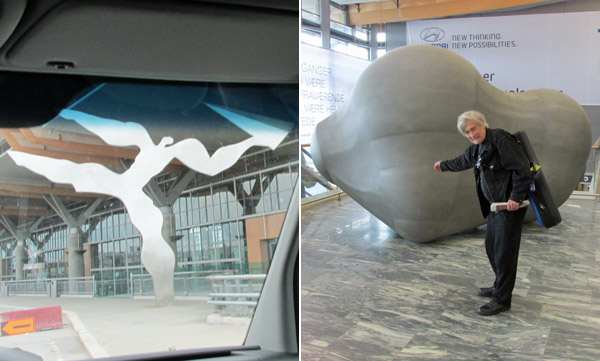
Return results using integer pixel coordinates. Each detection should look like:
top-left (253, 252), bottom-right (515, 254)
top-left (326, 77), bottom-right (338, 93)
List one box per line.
top-left (311, 45), bottom-right (592, 243)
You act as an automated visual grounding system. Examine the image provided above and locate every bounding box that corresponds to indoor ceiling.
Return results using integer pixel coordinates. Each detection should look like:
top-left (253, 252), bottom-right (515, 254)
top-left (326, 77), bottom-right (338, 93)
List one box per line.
top-left (332, 0), bottom-right (569, 25)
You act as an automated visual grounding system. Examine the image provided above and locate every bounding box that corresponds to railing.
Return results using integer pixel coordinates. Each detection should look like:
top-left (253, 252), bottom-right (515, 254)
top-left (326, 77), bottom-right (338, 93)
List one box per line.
top-left (130, 270), bottom-right (233, 298)
top-left (0, 272), bottom-right (233, 299)
top-left (593, 137), bottom-right (600, 198)
top-left (0, 277), bottom-right (95, 297)
top-left (572, 136), bottom-right (600, 200)
top-left (56, 277), bottom-right (95, 296)
top-left (330, 19), bottom-right (370, 42)
top-left (301, 144), bottom-right (345, 209)
top-left (302, 9), bottom-right (320, 25)
top-left (95, 279), bottom-right (130, 297)
top-left (1, 279), bottom-right (51, 296)
top-left (207, 274), bottom-right (266, 316)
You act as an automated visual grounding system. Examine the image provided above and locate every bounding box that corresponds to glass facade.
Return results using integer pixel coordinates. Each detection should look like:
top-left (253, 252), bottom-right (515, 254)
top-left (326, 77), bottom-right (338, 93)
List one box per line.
top-left (173, 161), bottom-right (298, 274)
top-left (0, 143), bottom-right (298, 295)
top-left (0, 78), bottom-right (298, 299)
top-left (301, 0), bottom-right (386, 61)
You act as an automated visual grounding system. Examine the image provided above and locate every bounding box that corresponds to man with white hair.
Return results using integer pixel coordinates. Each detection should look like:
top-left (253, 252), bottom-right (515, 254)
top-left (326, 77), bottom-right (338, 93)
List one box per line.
top-left (434, 110), bottom-right (531, 316)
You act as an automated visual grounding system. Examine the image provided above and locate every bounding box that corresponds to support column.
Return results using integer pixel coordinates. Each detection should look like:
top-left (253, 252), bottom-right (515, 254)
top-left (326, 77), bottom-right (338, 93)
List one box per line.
top-left (68, 227), bottom-right (85, 278)
top-left (146, 169), bottom-right (195, 271)
top-left (320, 0), bottom-right (331, 49)
top-left (15, 240), bottom-right (26, 281)
top-left (43, 194), bottom-right (101, 283)
top-left (369, 25), bottom-right (378, 61)
top-left (0, 215), bottom-right (44, 281)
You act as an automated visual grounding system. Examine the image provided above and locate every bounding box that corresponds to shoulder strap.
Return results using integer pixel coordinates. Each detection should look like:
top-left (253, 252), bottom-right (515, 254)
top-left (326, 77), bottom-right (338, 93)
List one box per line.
top-left (512, 131), bottom-right (540, 175)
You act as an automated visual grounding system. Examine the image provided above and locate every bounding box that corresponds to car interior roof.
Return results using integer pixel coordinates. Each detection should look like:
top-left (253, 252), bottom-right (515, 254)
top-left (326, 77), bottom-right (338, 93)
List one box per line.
top-left (0, 0), bottom-right (299, 83)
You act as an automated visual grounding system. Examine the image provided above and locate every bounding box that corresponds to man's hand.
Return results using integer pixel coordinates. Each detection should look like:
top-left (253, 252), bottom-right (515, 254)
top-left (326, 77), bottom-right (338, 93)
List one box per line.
top-left (433, 161), bottom-right (442, 171)
top-left (507, 199), bottom-right (520, 211)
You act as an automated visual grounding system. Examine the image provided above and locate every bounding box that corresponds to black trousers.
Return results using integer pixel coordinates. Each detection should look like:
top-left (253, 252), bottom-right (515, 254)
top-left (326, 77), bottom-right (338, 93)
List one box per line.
top-left (485, 207), bottom-right (527, 305)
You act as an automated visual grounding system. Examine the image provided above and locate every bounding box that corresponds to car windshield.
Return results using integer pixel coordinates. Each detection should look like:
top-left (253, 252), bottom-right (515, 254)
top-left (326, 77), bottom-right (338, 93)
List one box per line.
top-left (0, 73), bottom-right (298, 359)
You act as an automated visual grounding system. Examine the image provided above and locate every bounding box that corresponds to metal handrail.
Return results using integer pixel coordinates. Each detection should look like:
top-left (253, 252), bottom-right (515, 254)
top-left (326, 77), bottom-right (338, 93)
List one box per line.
top-left (592, 137), bottom-right (600, 197)
top-left (130, 270), bottom-right (234, 298)
top-left (300, 144), bottom-right (344, 208)
top-left (566, 137), bottom-right (599, 199)
top-left (206, 274), bottom-right (266, 316)
top-left (1, 277), bottom-right (95, 297)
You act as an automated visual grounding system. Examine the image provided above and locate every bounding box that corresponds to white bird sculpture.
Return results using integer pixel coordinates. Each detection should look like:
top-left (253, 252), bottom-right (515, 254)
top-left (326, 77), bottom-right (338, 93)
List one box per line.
top-left (9, 106), bottom-right (292, 304)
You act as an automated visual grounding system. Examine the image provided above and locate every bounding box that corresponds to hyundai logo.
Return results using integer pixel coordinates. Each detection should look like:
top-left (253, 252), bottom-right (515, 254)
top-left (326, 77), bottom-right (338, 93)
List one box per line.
top-left (420, 27), bottom-right (445, 42)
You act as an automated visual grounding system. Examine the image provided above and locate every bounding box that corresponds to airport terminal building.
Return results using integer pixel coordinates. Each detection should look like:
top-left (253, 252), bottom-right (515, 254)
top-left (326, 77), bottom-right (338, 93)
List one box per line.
top-left (0, 81), bottom-right (298, 297)
top-left (301, 0), bottom-right (600, 360)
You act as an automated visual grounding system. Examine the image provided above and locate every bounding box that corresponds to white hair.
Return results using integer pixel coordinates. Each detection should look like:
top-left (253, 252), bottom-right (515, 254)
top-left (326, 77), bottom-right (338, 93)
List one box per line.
top-left (457, 110), bottom-right (488, 135)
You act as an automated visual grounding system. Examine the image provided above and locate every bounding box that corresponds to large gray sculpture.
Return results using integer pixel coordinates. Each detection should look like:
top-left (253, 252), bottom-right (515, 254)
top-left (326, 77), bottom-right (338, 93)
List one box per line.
top-left (311, 45), bottom-right (592, 243)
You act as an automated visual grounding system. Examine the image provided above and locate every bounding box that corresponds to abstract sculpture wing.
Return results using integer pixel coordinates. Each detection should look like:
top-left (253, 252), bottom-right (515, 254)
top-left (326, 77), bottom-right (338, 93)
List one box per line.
top-left (311, 45), bottom-right (592, 243)
top-left (173, 104), bottom-right (293, 176)
top-left (60, 109), bottom-right (157, 149)
top-left (204, 103), bottom-right (293, 150)
top-left (7, 150), bottom-right (119, 194)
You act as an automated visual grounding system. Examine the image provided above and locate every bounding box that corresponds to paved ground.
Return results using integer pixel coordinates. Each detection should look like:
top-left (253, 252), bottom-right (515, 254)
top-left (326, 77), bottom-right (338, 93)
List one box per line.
top-left (0, 296), bottom-right (250, 360)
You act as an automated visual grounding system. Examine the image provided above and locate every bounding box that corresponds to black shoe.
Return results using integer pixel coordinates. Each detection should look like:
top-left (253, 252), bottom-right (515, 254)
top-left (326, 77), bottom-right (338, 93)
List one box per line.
top-left (477, 300), bottom-right (510, 316)
top-left (477, 287), bottom-right (493, 297)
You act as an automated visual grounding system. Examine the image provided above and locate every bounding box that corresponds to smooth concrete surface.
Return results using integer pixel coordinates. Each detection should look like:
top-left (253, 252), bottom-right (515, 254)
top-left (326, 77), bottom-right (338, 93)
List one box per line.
top-left (68, 228), bottom-right (85, 279)
top-left (311, 45), bottom-right (592, 243)
top-left (0, 296), bottom-right (248, 360)
top-left (14, 241), bottom-right (25, 281)
top-left (301, 196), bottom-right (600, 360)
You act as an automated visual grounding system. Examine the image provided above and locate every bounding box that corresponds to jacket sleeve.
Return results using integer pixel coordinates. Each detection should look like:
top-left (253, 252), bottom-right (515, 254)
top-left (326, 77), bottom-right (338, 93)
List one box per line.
top-left (440, 146), bottom-right (474, 172)
top-left (495, 132), bottom-right (532, 203)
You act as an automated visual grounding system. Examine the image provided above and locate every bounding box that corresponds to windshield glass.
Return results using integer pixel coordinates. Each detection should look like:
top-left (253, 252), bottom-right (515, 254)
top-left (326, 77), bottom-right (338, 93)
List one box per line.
top-left (0, 74), bottom-right (298, 359)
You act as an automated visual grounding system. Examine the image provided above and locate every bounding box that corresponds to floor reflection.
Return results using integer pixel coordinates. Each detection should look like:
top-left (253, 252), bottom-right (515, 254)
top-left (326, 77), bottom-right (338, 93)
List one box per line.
top-left (301, 195), bottom-right (600, 360)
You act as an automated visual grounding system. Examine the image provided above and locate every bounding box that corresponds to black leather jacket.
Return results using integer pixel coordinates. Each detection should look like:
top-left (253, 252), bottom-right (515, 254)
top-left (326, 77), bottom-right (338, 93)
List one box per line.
top-left (440, 128), bottom-right (531, 218)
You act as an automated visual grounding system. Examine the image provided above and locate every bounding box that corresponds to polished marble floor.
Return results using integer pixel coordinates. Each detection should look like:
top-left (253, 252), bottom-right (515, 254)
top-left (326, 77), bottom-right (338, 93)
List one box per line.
top-left (301, 196), bottom-right (600, 360)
